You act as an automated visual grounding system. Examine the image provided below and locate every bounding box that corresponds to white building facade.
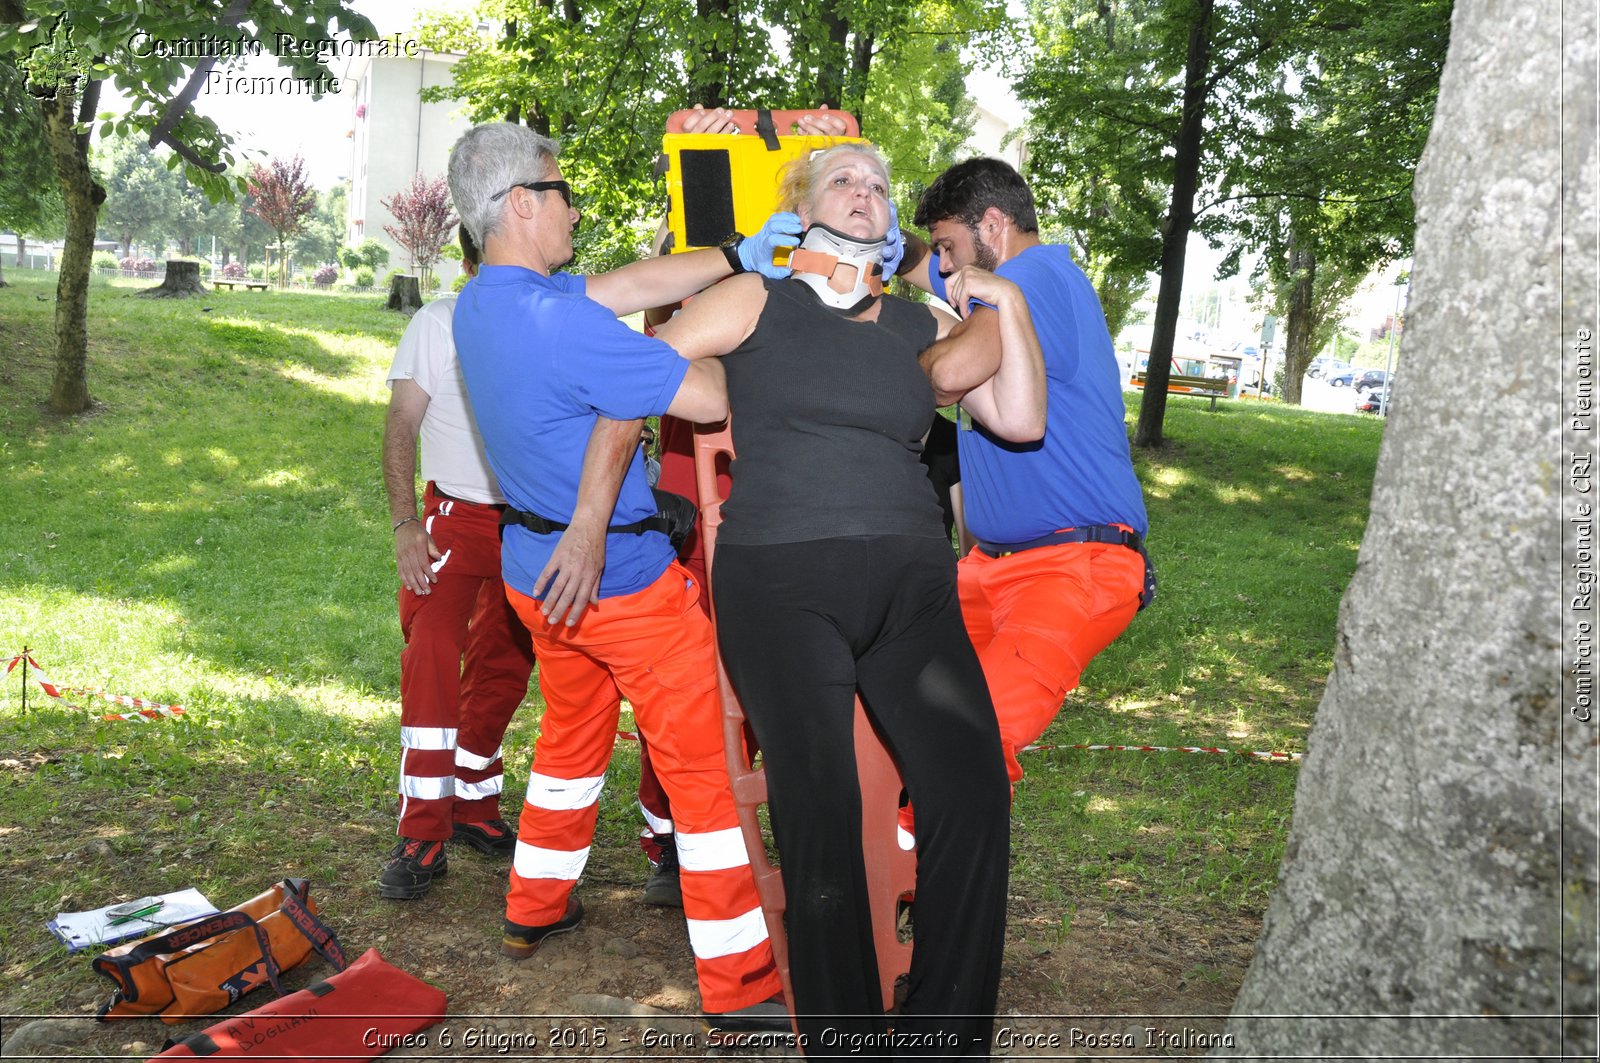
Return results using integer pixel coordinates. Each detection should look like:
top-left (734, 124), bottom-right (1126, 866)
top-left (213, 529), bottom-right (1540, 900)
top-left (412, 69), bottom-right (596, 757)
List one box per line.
top-left (343, 48), bottom-right (474, 286)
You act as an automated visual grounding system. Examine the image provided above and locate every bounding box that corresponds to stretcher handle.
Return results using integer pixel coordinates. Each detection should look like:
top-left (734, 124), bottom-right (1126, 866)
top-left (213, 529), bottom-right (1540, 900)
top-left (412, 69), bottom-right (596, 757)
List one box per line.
top-left (665, 107), bottom-right (861, 139)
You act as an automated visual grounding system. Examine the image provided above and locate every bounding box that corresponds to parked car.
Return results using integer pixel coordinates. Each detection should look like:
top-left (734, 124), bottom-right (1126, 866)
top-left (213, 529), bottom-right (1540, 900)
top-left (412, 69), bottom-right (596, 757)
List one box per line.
top-left (1329, 368), bottom-right (1390, 391)
top-left (1357, 385), bottom-right (1392, 414)
top-left (1308, 357), bottom-right (1351, 380)
top-left (1353, 369), bottom-right (1390, 393)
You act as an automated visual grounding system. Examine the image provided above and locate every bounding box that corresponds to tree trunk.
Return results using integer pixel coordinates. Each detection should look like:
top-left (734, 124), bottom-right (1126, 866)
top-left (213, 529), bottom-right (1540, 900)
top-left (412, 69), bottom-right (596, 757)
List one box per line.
top-left (847, 31), bottom-right (875, 113)
top-left (690, 0), bottom-right (734, 107)
top-left (40, 80), bottom-right (103, 416)
top-left (386, 273), bottom-right (422, 313)
top-left (138, 259), bottom-right (205, 298)
top-left (1132, 0), bottom-right (1213, 448)
top-left (1278, 242), bottom-right (1315, 405)
top-left (16, 233), bottom-right (26, 268)
top-left (815, 10), bottom-right (851, 109)
top-left (1217, 1), bottom-right (1597, 1058)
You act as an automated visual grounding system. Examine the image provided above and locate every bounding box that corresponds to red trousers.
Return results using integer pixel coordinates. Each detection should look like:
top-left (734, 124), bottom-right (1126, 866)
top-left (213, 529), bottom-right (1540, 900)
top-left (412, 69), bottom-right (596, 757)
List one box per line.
top-left (396, 484), bottom-right (535, 840)
top-left (504, 565), bottom-right (780, 1013)
top-left (959, 540), bottom-right (1145, 785)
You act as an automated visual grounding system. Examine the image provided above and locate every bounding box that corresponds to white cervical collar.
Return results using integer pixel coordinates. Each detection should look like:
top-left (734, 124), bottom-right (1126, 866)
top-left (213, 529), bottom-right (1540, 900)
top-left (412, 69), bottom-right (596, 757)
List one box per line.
top-left (788, 223), bottom-right (887, 312)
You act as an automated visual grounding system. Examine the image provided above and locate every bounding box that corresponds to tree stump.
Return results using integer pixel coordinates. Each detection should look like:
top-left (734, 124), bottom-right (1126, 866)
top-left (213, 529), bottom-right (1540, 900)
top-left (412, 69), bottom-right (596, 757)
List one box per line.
top-left (386, 273), bottom-right (422, 313)
top-left (138, 260), bottom-right (207, 298)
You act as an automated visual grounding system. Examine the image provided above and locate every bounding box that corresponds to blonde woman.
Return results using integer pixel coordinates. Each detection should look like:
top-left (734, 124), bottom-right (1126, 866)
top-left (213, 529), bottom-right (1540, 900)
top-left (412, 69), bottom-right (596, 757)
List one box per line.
top-left (654, 142), bottom-right (1043, 1057)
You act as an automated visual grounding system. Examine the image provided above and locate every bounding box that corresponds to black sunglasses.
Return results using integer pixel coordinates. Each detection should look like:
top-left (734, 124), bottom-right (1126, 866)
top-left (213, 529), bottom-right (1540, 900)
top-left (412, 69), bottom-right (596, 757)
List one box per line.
top-left (490, 179), bottom-right (572, 207)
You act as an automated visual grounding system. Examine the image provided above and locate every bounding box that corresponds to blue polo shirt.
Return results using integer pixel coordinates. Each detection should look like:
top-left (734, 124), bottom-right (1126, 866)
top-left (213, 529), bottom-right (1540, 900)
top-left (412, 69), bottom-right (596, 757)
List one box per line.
top-left (958, 244), bottom-right (1148, 543)
top-left (452, 265), bottom-right (689, 599)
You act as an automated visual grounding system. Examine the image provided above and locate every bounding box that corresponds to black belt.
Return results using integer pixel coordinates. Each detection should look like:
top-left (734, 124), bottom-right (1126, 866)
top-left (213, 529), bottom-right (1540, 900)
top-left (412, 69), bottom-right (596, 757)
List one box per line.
top-left (975, 524), bottom-right (1158, 612)
top-left (500, 508), bottom-right (672, 537)
top-left (498, 488), bottom-right (698, 550)
top-left (974, 524), bottom-right (1142, 558)
top-left (428, 483), bottom-right (506, 512)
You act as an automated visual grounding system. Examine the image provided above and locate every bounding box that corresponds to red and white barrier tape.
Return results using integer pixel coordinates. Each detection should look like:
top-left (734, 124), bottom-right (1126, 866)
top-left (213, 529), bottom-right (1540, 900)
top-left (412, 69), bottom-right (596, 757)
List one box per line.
top-left (609, 726), bottom-right (1298, 762)
top-left (1025, 741), bottom-right (1301, 762)
top-left (5, 653), bottom-right (185, 721)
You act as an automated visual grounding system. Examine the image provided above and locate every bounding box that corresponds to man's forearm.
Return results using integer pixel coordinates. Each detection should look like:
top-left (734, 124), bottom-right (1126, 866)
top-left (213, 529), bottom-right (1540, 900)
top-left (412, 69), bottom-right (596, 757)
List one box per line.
top-left (899, 231), bottom-right (932, 291)
top-left (589, 249), bottom-right (732, 318)
top-left (571, 417), bottom-right (646, 529)
top-left (381, 416), bottom-right (421, 526)
top-left (920, 311), bottom-right (1004, 403)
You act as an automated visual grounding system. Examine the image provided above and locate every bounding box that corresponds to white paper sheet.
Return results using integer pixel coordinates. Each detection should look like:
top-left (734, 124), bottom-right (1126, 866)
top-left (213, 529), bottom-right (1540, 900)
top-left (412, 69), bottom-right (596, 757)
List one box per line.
top-left (48, 887), bottom-right (219, 952)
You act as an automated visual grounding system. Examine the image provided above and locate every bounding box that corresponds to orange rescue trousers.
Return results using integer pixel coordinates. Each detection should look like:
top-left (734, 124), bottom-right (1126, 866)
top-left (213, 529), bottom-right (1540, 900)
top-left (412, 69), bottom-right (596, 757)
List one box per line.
top-left (504, 564), bottom-right (781, 1014)
top-left (959, 540), bottom-right (1146, 786)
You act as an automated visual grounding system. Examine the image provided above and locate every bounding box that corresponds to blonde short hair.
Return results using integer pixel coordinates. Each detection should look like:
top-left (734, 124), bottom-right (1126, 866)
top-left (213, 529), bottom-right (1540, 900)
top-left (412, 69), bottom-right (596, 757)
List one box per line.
top-left (776, 142), bottom-right (891, 217)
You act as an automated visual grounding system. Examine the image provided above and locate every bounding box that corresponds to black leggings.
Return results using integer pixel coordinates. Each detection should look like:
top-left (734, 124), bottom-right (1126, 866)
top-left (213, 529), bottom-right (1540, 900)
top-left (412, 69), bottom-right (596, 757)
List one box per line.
top-left (714, 535), bottom-right (1010, 1059)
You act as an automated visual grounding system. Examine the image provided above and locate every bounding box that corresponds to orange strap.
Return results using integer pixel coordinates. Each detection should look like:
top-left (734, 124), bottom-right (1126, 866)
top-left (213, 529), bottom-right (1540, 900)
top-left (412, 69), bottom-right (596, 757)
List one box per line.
top-left (787, 248), bottom-right (884, 296)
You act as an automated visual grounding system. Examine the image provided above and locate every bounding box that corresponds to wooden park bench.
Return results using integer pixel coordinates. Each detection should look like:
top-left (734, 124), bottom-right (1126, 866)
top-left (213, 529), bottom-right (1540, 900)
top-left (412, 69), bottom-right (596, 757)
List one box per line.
top-left (213, 279), bottom-right (270, 291)
top-left (1131, 370), bottom-right (1230, 410)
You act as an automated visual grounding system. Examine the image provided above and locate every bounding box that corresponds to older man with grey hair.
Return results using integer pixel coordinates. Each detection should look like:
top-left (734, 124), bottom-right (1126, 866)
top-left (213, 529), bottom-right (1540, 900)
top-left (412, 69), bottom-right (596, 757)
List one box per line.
top-left (446, 122), bottom-right (793, 1030)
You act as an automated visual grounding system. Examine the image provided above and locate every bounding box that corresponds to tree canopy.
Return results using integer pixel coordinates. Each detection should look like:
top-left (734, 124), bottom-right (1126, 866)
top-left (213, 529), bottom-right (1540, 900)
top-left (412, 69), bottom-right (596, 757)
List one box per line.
top-left (246, 155), bottom-right (315, 287)
top-left (1209, 0), bottom-right (1449, 403)
top-left (382, 173), bottom-right (456, 290)
top-left (416, 0), bottom-right (1010, 270)
top-left (97, 133), bottom-right (180, 258)
top-left (1018, 0), bottom-right (1447, 438)
top-left (0, 0), bottom-right (372, 412)
top-left (0, 57), bottom-right (62, 284)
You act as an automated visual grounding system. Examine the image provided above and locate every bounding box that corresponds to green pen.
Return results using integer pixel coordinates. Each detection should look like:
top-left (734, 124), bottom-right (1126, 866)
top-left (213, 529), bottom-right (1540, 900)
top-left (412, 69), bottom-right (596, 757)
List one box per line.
top-left (106, 896), bottom-right (165, 925)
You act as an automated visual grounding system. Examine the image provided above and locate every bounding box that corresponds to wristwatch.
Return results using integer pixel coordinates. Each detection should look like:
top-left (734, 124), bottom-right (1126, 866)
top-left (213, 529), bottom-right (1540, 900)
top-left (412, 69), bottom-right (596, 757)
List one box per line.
top-left (719, 232), bottom-right (747, 274)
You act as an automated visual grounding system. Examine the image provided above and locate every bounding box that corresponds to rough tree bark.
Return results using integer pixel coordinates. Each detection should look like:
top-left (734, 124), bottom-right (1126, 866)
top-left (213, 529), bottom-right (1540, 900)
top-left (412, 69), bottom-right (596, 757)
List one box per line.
top-left (1217, 1), bottom-right (1597, 1058)
top-left (385, 273), bottom-right (422, 313)
top-left (1277, 241), bottom-right (1315, 406)
top-left (39, 78), bottom-right (104, 416)
top-left (1132, 0), bottom-right (1213, 448)
top-left (138, 260), bottom-right (206, 298)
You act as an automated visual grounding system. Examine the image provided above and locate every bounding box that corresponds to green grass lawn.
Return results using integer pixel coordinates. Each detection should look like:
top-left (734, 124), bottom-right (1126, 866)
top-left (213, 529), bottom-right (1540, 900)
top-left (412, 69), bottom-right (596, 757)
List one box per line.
top-left (0, 270), bottom-right (1386, 1013)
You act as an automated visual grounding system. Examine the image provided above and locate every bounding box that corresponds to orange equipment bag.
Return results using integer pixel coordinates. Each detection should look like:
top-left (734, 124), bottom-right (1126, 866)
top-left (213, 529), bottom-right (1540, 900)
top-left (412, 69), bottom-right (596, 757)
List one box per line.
top-left (94, 878), bottom-right (347, 1025)
top-left (150, 947), bottom-right (446, 1061)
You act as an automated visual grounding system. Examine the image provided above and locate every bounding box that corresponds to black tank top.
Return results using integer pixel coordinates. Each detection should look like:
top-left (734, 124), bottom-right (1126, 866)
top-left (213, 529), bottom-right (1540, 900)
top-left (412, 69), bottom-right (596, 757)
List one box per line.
top-left (717, 278), bottom-right (946, 546)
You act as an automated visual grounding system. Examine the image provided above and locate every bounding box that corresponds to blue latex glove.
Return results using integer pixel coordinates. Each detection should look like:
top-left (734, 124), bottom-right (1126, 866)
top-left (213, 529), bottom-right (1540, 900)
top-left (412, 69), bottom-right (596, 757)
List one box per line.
top-left (927, 249), bottom-right (949, 303)
top-left (927, 250), bottom-right (997, 316)
top-left (739, 212), bottom-right (803, 278)
top-left (881, 201), bottom-right (904, 278)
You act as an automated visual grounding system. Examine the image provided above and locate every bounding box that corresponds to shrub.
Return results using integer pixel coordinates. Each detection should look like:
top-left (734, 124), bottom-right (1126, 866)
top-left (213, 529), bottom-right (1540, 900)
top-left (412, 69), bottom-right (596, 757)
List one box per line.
top-left (353, 265), bottom-right (375, 288)
top-left (120, 256), bottom-right (159, 273)
top-left (221, 261), bottom-right (247, 279)
top-left (313, 264), bottom-right (338, 286)
top-left (423, 272), bottom-right (440, 291)
top-left (357, 238), bottom-right (390, 271)
top-left (247, 262), bottom-right (267, 280)
top-left (382, 269), bottom-right (402, 290)
top-left (452, 273), bottom-right (469, 293)
top-left (92, 251), bottom-right (119, 272)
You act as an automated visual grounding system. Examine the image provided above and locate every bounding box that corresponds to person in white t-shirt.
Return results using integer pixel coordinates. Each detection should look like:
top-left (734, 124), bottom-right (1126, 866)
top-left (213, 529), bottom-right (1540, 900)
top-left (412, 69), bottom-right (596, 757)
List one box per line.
top-left (378, 227), bottom-right (536, 899)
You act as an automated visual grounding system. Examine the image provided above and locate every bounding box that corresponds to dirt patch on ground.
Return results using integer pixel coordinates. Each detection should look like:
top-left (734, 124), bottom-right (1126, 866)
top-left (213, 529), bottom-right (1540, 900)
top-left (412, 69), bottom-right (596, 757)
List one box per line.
top-left (4, 830), bottom-right (1257, 1060)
